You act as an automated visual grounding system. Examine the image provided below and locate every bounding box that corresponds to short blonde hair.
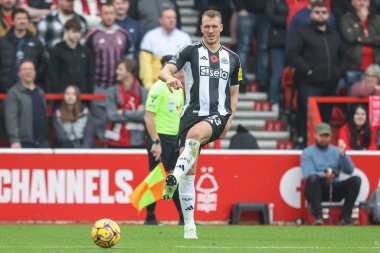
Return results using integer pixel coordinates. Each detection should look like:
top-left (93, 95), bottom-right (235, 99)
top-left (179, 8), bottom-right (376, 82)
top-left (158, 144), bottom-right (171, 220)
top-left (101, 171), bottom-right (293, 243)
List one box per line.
top-left (201, 10), bottom-right (222, 23)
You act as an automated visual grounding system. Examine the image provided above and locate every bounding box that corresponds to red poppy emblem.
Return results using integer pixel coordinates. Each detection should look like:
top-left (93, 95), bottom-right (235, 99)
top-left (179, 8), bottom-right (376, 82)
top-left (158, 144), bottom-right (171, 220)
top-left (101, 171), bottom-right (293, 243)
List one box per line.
top-left (211, 55), bottom-right (219, 63)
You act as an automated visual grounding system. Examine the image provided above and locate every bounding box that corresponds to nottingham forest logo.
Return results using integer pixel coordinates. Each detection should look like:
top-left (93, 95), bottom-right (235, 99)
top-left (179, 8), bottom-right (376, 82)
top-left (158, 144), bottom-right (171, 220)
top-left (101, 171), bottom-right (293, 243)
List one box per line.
top-left (196, 167), bottom-right (219, 213)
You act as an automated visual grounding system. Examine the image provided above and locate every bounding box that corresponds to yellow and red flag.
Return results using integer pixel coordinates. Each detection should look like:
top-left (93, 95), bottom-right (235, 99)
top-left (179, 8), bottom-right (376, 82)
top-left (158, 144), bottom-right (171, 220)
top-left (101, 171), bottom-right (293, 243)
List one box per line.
top-left (128, 162), bottom-right (166, 211)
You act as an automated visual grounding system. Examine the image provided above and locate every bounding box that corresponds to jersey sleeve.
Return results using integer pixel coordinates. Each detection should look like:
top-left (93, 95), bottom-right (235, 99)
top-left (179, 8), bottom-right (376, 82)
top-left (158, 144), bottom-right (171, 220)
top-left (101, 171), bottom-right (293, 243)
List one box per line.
top-left (169, 44), bottom-right (193, 71)
top-left (230, 54), bottom-right (243, 86)
top-left (145, 83), bottom-right (163, 113)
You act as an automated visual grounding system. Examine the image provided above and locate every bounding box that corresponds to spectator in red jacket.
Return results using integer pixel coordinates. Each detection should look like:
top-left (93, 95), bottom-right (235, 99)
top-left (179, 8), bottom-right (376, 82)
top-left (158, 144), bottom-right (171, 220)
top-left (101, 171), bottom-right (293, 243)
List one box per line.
top-left (338, 104), bottom-right (377, 150)
top-left (351, 64), bottom-right (380, 97)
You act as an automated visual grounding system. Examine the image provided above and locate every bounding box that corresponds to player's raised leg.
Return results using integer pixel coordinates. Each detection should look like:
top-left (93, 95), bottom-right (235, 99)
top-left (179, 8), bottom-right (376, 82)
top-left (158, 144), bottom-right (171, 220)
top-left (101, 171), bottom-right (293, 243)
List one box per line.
top-left (162, 121), bottom-right (212, 200)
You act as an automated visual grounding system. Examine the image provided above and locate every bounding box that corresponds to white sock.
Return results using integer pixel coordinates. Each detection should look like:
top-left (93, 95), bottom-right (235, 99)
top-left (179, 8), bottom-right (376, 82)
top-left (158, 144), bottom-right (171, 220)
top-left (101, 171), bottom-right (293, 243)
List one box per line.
top-left (173, 139), bottom-right (200, 183)
top-left (179, 175), bottom-right (196, 228)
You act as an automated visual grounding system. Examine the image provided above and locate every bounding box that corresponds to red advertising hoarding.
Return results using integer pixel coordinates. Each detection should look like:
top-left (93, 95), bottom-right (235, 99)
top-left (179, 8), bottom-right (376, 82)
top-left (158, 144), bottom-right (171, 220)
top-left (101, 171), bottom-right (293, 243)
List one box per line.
top-left (0, 150), bottom-right (379, 222)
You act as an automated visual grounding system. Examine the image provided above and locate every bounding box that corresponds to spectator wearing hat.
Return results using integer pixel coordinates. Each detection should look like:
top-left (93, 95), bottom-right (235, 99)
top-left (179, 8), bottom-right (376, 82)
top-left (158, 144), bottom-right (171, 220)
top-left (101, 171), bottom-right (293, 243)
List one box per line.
top-left (301, 123), bottom-right (362, 225)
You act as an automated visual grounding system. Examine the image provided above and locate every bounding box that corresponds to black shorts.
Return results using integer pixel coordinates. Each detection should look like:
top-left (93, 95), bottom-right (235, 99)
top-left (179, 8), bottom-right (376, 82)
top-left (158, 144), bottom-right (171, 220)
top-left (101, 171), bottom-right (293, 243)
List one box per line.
top-left (146, 134), bottom-right (178, 172)
top-left (177, 114), bottom-right (229, 150)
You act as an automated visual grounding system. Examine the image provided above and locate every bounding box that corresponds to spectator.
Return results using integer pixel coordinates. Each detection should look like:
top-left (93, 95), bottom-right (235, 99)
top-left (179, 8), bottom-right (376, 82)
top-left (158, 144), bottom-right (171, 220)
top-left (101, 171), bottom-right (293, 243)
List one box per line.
top-left (301, 123), bottom-right (361, 225)
top-left (235, 0), bottom-right (269, 90)
top-left (351, 64), bottom-right (380, 97)
top-left (266, 0), bottom-right (288, 111)
top-left (287, 1), bottom-right (344, 147)
top-left (139, 7), bottom-right (191, 89)
top-left (338, 104), bottom-right (377, 150)
top-left (340, 0), bottom-right (380, 95)
top-left (114, 0), bottom-right (143, 60)
top-left (86, 2), bottom-right (131, 90)
top-left (332, 0), bottom-right (378, 26)
top-left (144, 55), bottom-right (184, 225)
top-left (105, 59), bottom-right (146, 148)
top-left (73, 0), bottom-right (101, 29)
top-left (5, 59), bottom-right (49, 148)
top-left (18, 0), bottom-right (52, 23)
top-left (0, 0), bottom-right (36, 37)
top-left (287, 0), bottom-right (336, 47)
top-left (50, 0), bottom-right (102, 29)
top-left (86, 3), bottom-right (131, 141)
top-left (53, 85), bottom-right (94, 148)
top-left (47, 18), bottom-right (94, 95)
top-left (128, 0), bottom-right (181, 33)
top-left (228, 124), bottom-right (259, 149)
top-left (0, 8), bottom-right (45, 92)
top-left (37, 0), bottom-right (87, 51)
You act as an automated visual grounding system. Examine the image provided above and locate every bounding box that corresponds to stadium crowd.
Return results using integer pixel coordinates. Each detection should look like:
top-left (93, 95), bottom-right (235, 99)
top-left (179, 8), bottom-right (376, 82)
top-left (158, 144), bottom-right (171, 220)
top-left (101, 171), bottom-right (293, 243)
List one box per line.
top-left (0, 0), bottom-right (379, 151)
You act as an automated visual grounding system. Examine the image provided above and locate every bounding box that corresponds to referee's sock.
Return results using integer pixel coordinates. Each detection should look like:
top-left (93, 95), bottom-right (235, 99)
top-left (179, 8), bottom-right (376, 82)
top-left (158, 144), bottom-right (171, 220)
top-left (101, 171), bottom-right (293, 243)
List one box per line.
top-left (173, 139), bottom-right (200, 182)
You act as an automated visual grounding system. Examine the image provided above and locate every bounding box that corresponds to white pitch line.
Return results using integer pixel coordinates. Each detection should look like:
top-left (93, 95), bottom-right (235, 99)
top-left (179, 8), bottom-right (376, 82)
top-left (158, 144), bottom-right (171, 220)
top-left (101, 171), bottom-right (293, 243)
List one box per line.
top-left (0, 245), bottom-right (131, 249)
top-left (174, 245), bottom-right (380, 250)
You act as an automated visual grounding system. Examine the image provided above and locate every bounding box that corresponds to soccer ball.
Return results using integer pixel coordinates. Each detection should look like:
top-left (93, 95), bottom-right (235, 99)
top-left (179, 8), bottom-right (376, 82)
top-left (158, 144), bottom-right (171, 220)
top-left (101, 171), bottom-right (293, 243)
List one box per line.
top-left (91, 218), bottom-right (121, 248)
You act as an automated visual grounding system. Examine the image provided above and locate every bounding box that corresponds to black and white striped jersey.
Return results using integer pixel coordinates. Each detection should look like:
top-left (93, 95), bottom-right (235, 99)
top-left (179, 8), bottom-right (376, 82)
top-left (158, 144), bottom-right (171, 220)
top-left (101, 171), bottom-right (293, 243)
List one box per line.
top-left (169, 41), bottom-right (242, 117)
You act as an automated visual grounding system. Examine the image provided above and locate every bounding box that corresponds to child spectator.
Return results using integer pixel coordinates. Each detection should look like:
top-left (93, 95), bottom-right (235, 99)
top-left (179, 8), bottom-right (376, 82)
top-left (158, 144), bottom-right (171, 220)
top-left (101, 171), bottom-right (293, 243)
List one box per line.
top-left (338, 104), bottom-right (377, 150)
top-left (53, 85), bottom-right (94, 148)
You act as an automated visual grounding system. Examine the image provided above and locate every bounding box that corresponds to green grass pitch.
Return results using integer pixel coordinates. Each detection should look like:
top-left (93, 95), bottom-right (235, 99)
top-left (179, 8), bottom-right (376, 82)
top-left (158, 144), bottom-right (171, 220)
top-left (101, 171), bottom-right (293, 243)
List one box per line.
top-left (0, 225), bottom-right (379, 253)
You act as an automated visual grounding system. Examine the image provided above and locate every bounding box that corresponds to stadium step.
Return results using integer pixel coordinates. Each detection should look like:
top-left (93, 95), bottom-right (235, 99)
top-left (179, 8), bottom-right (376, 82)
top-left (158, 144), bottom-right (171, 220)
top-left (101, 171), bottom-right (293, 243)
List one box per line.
top-left (182, 26), bottom-right (197, 35)
top-left (239, 92), bottom-right (267, 101)
top-left (179, 7), bottom-right (198, 17)
top-left (234, 111), bottom-right (278, 120)
top-left (230, 119), bottom-right (266, 131)
top-left (177, 0), bottom-right (195, 8)
top-left (221, 140), bottom-right (274, 149)
top-left (181, 16), bottom-right (198, 25)
top-left (225, 130), bottom-right (289, 140)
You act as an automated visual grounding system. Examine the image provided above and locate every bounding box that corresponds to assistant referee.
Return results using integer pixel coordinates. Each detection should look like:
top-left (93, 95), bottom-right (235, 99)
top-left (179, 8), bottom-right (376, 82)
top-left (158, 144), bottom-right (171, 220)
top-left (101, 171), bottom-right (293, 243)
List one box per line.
top-left (144, 55), bottom-right (184, 225)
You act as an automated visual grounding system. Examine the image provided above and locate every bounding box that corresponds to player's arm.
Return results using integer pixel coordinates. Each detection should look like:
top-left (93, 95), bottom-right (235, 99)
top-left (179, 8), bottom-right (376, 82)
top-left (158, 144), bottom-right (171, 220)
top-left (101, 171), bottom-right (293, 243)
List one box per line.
top-left (220, 85), bottom-right (239, 139)
top-left (159, 63), bottom-right (182, 93)
top-left (159, 44), bottom-right (193, 92)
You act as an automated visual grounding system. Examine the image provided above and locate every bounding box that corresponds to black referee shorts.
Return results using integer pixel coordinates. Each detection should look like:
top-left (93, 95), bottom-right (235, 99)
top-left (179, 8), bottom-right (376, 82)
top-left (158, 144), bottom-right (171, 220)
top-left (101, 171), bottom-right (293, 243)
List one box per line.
top-left (146, 134), bottom-right (178, 172)
top-left (177, 114), bottom-right (229, 150)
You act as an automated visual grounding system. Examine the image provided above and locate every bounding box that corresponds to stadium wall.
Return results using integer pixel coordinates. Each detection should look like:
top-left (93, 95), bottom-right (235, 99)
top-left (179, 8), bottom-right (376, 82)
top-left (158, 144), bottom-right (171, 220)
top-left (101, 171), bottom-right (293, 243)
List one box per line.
top-left (0, 149), bottom-right (379, 223)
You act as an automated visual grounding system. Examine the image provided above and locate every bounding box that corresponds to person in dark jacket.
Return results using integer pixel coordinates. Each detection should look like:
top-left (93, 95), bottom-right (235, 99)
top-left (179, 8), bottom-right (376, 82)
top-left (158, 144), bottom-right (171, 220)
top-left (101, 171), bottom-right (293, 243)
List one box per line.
top-left (37, 0), bottom-right (88, 52)
top-left (340, 0), bottom-right (380, 94)
top-left (0, 8), bottom-right (45, 93)
top-left (228, 124), bottom-right (259, 149)
top-left (287, 0), bottom-right (336, 47)
top-left (235, 0), bottom-right (269, 89)
top-left (47, 18), bottom-right (94, 94)
top-left (114, 0), bottom-right (144, 60)
top-left (266, 0), bottom-right (288, 110)
top-left (53, 85), bottom-right (94, 148)
top-left (4, 59), bottom-right (49, 148)
top-left (287, 1), bottom-right (344, 147)
top-left (0, 0), bottom-right (37, 37)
